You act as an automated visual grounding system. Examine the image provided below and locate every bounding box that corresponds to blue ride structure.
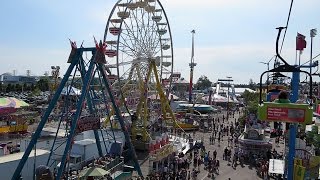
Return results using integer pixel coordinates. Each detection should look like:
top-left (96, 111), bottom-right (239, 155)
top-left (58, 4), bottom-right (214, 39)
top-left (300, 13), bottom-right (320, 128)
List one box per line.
top-left (12, 41), bottom-right (142, 179)
top-left (258, 27), bottom-right (317, 180)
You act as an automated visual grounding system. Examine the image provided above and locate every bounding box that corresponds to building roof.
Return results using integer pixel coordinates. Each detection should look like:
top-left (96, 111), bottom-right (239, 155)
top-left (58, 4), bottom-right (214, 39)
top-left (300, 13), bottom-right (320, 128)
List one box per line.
top-left (173, 78), bottom-right (189, 84)
top-left (0, 149), bottom-right (49, 164)
top-left (0, 73), bottom-right (13, 76)
top-left (74, 139), bottom-right (96, 146)
top-left (41, 127), bottom-right (66, 138)
top-left (234, 88), bottom-right (255, 93)
top-left (209, 87), bottom-right (256, 94)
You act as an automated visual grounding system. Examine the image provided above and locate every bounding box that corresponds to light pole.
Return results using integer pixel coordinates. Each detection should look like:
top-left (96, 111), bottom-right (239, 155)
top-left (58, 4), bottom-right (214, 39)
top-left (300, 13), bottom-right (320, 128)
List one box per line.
top-left (226, 76), bottom-right (232, 122)
top-left (310, 29), bottom-right (317, 83)
top-left (51, 66), bottom-right (60, 94)
top-left (259, 55), bottom-right (275, 85)
top-left (218, 77), bottom-right (233, 122)
top-left (189, 30), bottom-right (196, 103)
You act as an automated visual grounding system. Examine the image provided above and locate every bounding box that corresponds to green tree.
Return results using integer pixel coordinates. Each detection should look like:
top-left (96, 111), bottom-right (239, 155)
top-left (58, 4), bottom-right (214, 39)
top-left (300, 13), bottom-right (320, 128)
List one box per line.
top-left (36, 79), bottom-right (49, 92)
top-left (6, 83), bottom-right (13, 92)
top-left (242, 90), bottom-right (257, 104)
top-left (305, 126), bottom-right (320, 155)
top-left (15, 84), bottom-right (22, 92)
top-left (249, 79), bottom-right (256, 90)
top-left (30, 84), bottom-right (35, 91)
top-left (195, 75), bottom-right (212, 90)
top-left (242, 90), bottom-right (265, 114)
top-left (32, 87), bottom-right (41, 96)
top-left (23, 83), bottom-right (28, 91)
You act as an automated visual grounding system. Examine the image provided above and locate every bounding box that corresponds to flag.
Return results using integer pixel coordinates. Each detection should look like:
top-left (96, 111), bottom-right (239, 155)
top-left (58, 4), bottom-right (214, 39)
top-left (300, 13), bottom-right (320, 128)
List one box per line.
top-left (99, 40), bottom-right (107, 53)
top-left (94, 38), bottom-right (108, 64)
top-left (68, 39), bottom-right (77, 63)
top-left (93, 36), bottom-right (99, 49)
top-left (296, 33), bottom-right (307, 51)
top-left (69, 39), bottom-right (77, 49)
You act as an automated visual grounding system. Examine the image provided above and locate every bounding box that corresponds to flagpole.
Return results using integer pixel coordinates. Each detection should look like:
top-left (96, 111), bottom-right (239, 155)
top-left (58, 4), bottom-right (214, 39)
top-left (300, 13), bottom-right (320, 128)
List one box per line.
top-left (310, 29), bottom-right (317, 82)
top-left (295, 49), bottom-right (297, 65)
top-left (299, 50), bottom-right (302, 66)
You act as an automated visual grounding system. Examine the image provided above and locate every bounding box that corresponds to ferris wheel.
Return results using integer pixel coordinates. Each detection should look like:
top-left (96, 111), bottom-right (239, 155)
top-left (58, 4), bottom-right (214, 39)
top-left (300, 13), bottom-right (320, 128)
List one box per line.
top-left (103, 0), bottom-right (174, 113)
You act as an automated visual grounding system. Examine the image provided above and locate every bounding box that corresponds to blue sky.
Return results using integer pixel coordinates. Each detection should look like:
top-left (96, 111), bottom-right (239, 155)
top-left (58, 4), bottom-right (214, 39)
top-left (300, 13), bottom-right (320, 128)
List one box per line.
top-left (1, 0), bottom-right (320, 84)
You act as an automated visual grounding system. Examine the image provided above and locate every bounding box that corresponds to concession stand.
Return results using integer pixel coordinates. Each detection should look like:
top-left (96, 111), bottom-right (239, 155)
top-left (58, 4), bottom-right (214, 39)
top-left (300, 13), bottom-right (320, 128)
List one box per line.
top-left (238, 126), bottom-right (272, 155)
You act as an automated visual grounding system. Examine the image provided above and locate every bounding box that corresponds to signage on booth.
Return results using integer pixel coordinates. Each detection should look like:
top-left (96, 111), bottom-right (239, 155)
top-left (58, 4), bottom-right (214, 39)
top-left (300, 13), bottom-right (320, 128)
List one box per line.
top-left (267, 107), bottom-right (305, 123)
top-left (76, 116), bottom-right (100, 133)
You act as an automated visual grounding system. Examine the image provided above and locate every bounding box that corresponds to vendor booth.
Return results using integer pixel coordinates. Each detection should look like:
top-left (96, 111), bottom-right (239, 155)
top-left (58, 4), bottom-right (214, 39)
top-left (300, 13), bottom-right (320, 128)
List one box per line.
top-left (238, 127), bottom-right (272, 155)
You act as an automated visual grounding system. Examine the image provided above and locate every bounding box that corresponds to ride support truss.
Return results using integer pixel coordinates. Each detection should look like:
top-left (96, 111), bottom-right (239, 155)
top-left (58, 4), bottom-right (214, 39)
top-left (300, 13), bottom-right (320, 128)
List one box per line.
top-left (12, 43), bottom-right (142, 180)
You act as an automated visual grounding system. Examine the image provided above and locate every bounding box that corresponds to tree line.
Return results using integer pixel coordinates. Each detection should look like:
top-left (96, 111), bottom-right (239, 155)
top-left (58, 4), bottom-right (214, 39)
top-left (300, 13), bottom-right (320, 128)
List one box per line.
top-left (193, 75), bottom-right (256, 91)
top-left (0, 78), bottom-right (50, 93)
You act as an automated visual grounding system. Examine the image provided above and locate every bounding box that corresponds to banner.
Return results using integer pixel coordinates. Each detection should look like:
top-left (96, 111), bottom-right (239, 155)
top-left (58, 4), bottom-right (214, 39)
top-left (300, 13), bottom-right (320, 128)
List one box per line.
top-left (267, 107), bottom-right (305, 123)
top-left (76, 116), bottom-right (100, 133)
top-left (296, 33), bottom-right (307, 51)
top-left (258, 102), bottom-right (313, 124)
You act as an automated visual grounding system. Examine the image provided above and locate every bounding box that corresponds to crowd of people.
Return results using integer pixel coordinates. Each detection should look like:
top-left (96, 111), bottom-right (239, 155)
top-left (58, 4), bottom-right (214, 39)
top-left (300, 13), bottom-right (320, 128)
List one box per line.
top-left (133, 106), bottom-right (286, 180)
top-left (139, 109), bottom-right (244, 180)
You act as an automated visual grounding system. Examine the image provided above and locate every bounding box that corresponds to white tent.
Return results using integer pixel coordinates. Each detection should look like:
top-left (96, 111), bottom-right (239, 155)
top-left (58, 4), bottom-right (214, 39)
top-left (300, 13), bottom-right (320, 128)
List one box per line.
top-left (202, 94), bottom-right (233, 103)
top-left (268, 159), bottom-right (284, 175)
top-left (61, 86), bottom-right (81, 96)
top-left (148, 93), bottom-right (179, 100)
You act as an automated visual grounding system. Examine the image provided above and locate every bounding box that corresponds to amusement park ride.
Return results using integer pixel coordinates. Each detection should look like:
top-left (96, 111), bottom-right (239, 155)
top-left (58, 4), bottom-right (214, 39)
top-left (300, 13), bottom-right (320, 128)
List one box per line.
top-left (12, 0), bottom-right (182, 179)
top-left (12, 41), bottom-right (142, 179)
top-left (258, 27), bottom-right (317, 179)
top-left (103, 0), bottom-right (181, 151)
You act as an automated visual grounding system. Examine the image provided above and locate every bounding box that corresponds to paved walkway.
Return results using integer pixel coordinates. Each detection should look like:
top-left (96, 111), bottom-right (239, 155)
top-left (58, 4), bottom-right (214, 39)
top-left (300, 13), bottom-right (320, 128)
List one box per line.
top-left (135, 109), bottom-right (285, 180)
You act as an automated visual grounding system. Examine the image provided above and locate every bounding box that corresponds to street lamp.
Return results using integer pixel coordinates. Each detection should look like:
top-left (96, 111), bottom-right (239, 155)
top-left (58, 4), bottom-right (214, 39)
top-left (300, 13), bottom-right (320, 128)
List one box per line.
top-left (259, 55), bottom-right (275, 85)
top-left (218, 77), bottom-right (233, 122)
top-left (226, 76), bottom-right (232, 122)
top-left (189, 30), bottom-right (196, 103)
top-left (50, 66), bottom-right (60, 95)
top-left (310, 28), bottom-right (317, 83)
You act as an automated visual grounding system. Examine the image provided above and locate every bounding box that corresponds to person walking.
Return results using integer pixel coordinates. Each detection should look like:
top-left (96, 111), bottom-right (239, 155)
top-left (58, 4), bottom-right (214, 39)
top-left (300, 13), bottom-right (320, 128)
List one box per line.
top-left (213, 150), bottom-right (217, 160)
top-left (212, 135), bottom-right (216, 144)
top-left (216, 159), bottom-right (220, 173)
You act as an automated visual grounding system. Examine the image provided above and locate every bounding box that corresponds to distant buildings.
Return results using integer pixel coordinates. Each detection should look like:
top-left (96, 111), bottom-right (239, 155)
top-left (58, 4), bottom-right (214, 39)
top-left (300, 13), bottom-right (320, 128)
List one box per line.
top-left (170, 72), bottom-right (189, 98)
top-left (0, 73), bottom-right (38, 85)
